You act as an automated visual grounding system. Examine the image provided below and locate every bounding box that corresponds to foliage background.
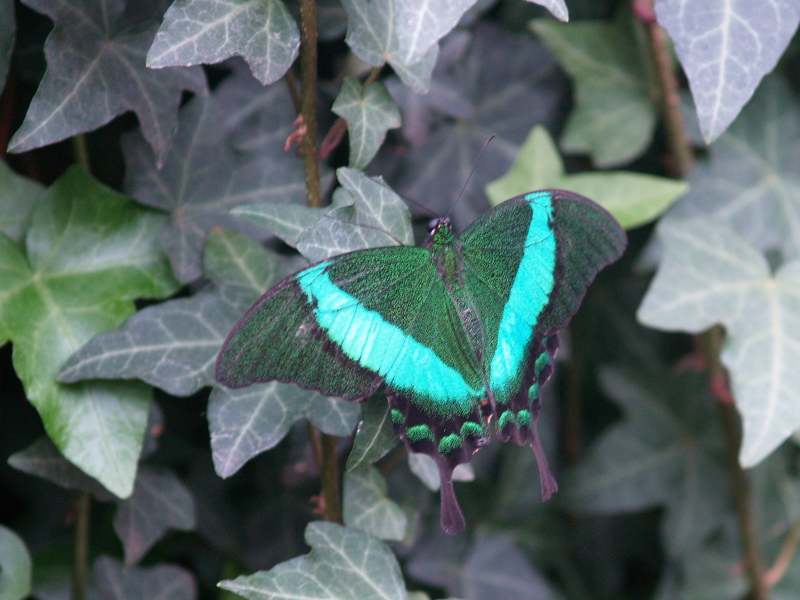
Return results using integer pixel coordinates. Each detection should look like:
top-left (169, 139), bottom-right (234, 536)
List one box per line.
top-left (1, 0), bottom-right (799, 599)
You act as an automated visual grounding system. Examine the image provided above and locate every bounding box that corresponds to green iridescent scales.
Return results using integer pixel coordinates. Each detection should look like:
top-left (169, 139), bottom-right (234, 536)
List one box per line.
top-left (216, 190), bottom-right (627, 534)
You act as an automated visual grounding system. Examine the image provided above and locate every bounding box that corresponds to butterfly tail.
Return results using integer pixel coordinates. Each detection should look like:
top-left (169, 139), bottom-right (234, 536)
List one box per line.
top-left (437, 461), bottom-right (466, 534)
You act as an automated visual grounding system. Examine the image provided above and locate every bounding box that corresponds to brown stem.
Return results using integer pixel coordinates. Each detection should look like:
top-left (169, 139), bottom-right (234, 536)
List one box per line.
top-left (299, 0), bottom-right (321, 207)
top-left (72, 134), bottom-right (90, 172)
top-left (633, 0), bottom-right (694, 178)
top-left (703, 328), bottom-right (769, 600)
top-left (285, 70), bottom-right (302, 115)
top-left (764, 520), bottom-right (800, 588)
top-left (71, 491), bottom-right (91, 600)
top-left (320, 434), bottom-right (343, 524)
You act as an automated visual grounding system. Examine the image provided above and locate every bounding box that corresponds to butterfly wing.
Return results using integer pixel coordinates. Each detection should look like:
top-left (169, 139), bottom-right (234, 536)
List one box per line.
top-left (459, 190), bottom-right (626, 497)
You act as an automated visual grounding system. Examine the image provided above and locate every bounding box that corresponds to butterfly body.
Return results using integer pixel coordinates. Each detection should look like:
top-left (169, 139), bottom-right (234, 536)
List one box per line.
top-left (216, 190), bottom-right (626, 534)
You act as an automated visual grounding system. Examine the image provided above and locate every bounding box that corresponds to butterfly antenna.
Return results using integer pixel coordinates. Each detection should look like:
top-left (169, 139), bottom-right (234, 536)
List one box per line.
top-left (445, 134), bottom-right (496, 219)
top-left (371, 176), bottom-right (436, 219)
top-left (322, 213), bottom-right (406, 246)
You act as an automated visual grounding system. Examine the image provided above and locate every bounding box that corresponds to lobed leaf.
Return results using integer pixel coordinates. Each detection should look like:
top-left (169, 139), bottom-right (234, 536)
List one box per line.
top-left (114, 467), bottom-right (196, 566)
top-left (343, 466), bottom-right (407, 541)
top-left (486, 126), bottom-right (686, 229)
top-left (656, 0), bottom-right (800, 142)
top-left (346, 395), bottom-right (398, 471)
top-left (148, 0), bottom-right (299, 85)
top-left (332, 78), bottom-right (401, 170)
top-left (8, 0), bottom-right (206, 165)
top-left (0, 167), bottom-right (177, 497)
top-left (92, 556), bottom-right (196, 600)
top-left (219, 522), bottom-right (406, 600)
top-left (532, 12), bottom-right (657, 167)
top-left (394, 0), bottom-right (475, 66)
top-left (0, 526), bottom-right (31, 600)
top-left (0, 161), bottom-right (43, 244)
top-left (638, 220), bottom-right (800, 467)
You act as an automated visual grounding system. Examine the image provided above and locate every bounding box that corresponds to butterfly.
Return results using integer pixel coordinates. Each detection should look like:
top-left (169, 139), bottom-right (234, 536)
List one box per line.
top-left (216, 189), bottom-right (626, 534)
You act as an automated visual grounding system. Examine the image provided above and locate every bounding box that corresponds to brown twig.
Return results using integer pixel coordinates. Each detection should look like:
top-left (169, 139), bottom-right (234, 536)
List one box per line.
top-left (703, 327), bottom-right (769, 600)
top-left (71, 491), bottom-right (91, 600)
top-left (320, 434), bottom-right (343, 524)
top-left (633, 0), bottom-right (694, 178)
top-left (298, 0), bottom-right (321, 207)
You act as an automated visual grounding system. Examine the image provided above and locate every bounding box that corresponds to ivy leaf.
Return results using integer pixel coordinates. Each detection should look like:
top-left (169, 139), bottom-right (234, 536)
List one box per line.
top-left (59, 229), bottom-right (281, 396)
top-left (340, 0), bottom-right (438, 93)
top-left (0, 526), bottom-right (31, 600)
top-left (343, 466), bottom-right (407, 541)
top-left (531, 12), bottom-right (657, 167)
top-left (219, 522), bottom-right (405, 600)
top-left (486, 126), bottom-right (687, 229)
top-left (666, 76), bottom-right (800, 261)
top-left (297, 168), bottom-right (413, 263)
top-left (231, 187), bottom-right (353, 248)
top-left (525, 0), bottom-right (568, 21)
top-left (7, 0), bottom-right (206, 165)
top-left (332, 78), bottom-right (401, 170)
top-left (407, 533), bottom-right (553, 599)
top-left (114, 467), bottom-right (196, 566)
top-left (123, 91), bottom-right (305, 282)
top-left (0, 167), bottom-right (177, 497)
top-left (209, 382), bottom-right (360, 478)
top-left (0, 161), bottom-right (43, 244)
top-left (656, 0), bottom-right (800, 142)
top-left (346, 394), bottom-right (398, 471)
top-left (7, 436), bottom-right (114, 500)
top-left (638, 219), bottom-right (800, 467)
top-left (0, 0), bottom-right (13, 93)
top-left (394, 0), bottom-right (475, 65)
top-left (562, 367), bottom-right (728, 556)
top-left (91, 556), bottom-right (196, 600)
top-left (408, 454), bottom-right (473, 491)
top-left (385, 23), bottom-right (566, 231)
top-left (148, 0), bottom-right (299, 86)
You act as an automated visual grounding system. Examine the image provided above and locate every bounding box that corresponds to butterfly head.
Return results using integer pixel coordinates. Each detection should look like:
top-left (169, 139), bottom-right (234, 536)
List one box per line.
top-left (425, 217), bottom-right (454, 248)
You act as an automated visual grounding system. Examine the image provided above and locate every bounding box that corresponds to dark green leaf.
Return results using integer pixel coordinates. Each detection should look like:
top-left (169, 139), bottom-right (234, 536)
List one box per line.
top-left (0, 167), bottom-right (177, 497)
top-left (8, 0), bottom-right (206, 164)
top-left (343, 466), bottom-right (407, 541)
top-left (332, 78), bottom-right (401, 170)
top-left (486, 126), bottom-right (686, 228)
top-left (656, 0), bottom-right (800, 142)
top-left (92, 556), bottom-right (196, 600)
top-left (346, 395), bottom-right (398, 471)
top-left (561, 367), bottom-right (727, 556)
top-left (148, 0), bottom-right (299, 85)
top-left (638, 219), bottom-right (800, 467)
top-left (114, 467), bottom-right (196, 566)
top-left (209, 382), bottom-right (359, 478)
top-left (59, 229), bottom-right (281, 396)
top-left (532, 12), bottom-right (656, 167)
top-left (219, 522), bottom-right (405, 600)
top-left (0, 0), bottom-right (13, 94)
top-left (394, 0), bottom-right (475, 65)
top-left (123, 91), bottom-right (305, 282)
top-left (0, 526), bottom-right (31, 600)
top-left (0, 161), bottom-right (43, 244)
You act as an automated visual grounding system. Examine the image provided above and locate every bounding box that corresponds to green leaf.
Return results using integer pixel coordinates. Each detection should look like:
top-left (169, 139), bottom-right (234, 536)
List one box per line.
top-left (638, 219), bottom-right (800, 467)
top-left (666, 76), bottom-right (800, 261)
top-left (347, 395), bottom-right (398, 471)
top-left (0, 161), bottom-right (43, 244)
top-left (92, 556), bottom-right (196, 600)
top-left (209, 382), bottom-right (360, 478)
top-left (394, 0), bottom-right (475, 65)
top-left (0, 0), bottom-right (13, 96)
top-left (297, 168), bottom-right (413, 262)
top-left (114, 467), bottom-right (196, 566)
top-left (7, 0), bottom-right (206, 164)
top-left (486, 126), bottom-right (687, 229)
top-left (332, 78), bottom-right (401, 170)
top-left (531, 13), bottom-right (657, 167)
top-left (561, 367), bottom-right (727, 556)
top-left (526, 0), bottom-right (568, 20)
top-left (0, 166), bottom-right (178, 497)
top-left (219, 522), bottom-right (406, 600)
top-left (340, 0), bottom-right (438, 93)
top-left (656, 0), bottom-right (800, 142)
top-left (408, 454), bottom-right (473, 491)
top-left (343, 466), bottom-right (407, 541)
top-left (59, 229), bottom-right (282, 396)
top-left (231, 188), bottom-right (353, 248)
top-left (124, 91), bottom-right (305, 282)
top-left (0, 526), bottom-right (31, 600)
top-left (148, 0), bottom-right (299, 85)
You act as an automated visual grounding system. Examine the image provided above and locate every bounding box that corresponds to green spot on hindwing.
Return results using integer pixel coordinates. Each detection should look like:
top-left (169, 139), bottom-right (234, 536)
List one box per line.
top-left (438, 433), bottom-right (463, 455)
top-left (406, 424), bottom-right (434, 442)
top-left (516, 409), bottom-right (532, 427)
top-left (535, 351), bottom-right (550, 376)
top-left (460, 421), bottom-right (485, 438)
top-left (498, 410), bottom-right (515, 430)
top-left (390, 409), bottom-right (405, 425)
